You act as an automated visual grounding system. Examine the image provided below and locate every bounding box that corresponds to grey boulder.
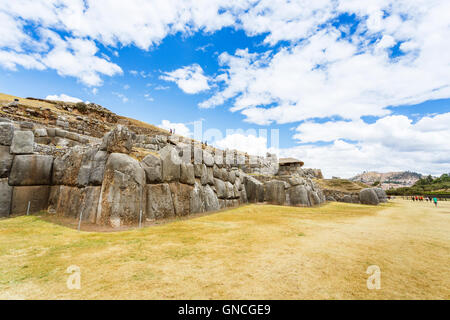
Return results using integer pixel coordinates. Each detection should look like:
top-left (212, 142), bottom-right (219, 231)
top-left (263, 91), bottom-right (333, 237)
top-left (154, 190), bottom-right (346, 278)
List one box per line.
top-left (0, 122), bottom-right (14, 146)
top-left (10, 131), bottom-right (34, 154)
top-left (9, 154), bottom-right (53, 186)
top-left (359, 188), bottom-right (380, 205)
top-left (141, 153), bottom-right (162, 183)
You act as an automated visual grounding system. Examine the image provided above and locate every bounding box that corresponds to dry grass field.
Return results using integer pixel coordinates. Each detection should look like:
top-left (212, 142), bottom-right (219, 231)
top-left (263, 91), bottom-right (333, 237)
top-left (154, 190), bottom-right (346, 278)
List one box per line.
top-left (0, 200), bottom-right (449, 299)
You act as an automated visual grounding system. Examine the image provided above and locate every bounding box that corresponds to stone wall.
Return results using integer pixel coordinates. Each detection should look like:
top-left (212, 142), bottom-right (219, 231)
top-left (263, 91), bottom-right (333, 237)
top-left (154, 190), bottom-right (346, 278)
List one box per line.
top-left (5, 118), bottom-right (383, 228)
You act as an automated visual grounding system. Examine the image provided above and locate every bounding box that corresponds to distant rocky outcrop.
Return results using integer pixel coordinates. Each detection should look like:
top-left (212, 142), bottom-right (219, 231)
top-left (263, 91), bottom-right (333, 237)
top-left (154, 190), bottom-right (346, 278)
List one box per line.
top-left (350, 171), bottom-right (423, 190)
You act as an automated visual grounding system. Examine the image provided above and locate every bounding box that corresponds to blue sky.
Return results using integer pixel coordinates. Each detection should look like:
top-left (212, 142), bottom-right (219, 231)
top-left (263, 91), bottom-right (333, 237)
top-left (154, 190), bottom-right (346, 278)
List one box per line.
top-left (1, 1), bottom-right (449, 177)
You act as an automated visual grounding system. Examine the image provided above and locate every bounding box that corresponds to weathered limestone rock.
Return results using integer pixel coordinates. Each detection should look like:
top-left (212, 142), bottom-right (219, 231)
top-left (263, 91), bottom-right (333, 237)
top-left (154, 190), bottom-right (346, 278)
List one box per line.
top-left (0, 179), bottom-right (12, 217)
top-left (0, 122), bottom-right (14, 146)
top-left (308, 190), bottom-right (321, 206)
top-left (9, 155), bottom-right (53, 186)
top-left (243, 175), bottom-right (264, 203)
top-left (193, 146), bottom-right (203, 164)
top-left (221, 168), bottom-right (229, 182)
top-left (146, 183), bottom-right (174, 220)
top-left (214, 178), bottom-right (226, 199)
top-left (101, 125), bottom-right (133, 154)
top-left (97, 153), bottom-right (146, 227)
top-left (82, 186), bottom-right (101, 223)
top-left (11, 186), bottom-right (50, 215)
top-left (194, 163), bottom-right (208, 185)
top-left (48, 186), bottom-right (80, 218)
top-left (240, 188), bottom-right (248, 204)
top-left (225, 181), bottom-right (234, 199)
top-left (359, 188), bottom-right (380, 205)
top-left (0, 146), bottom-right (14, 178)
top-left (10, 131), bottom-right (34, 154)
top-left (49, 186), bottom-right (100, 223)
top-left (203, 184), bottom-right (220, 211)
top-left (203, 150), bottom-right (214, 167)
top-left (206, 167), bottom-right (214, 185)
top-left (265, 180), bottom-right (286, 205)
top-left (228, 170), bottom-right (236, 184)
top-left (373, 187), bottom-right (387, 203)
top-left (169, 182), bottom-right (193, 216)
top-left (342, 195), bottom-right (352, 203)
top-left (288, 175), bottom-right (304, 186)
top-left (141, 153), bottom-right (162, 183)
top-left (180, 163), bottom-right (195, 185)
top-left (160, 145), bottom-right (181, 182)
top-left (214, 150), bottom-right (223, 167)
top-left (46, 128), bottom-right (56, 137)
top-left (288, 185), bottom-right (310, 206)
top-left (52, 147), bottom-right (85, 186)
top-left (190, 182), bottom-right (205, 213)
top-left (89, 150), bottom-right (108, 185)
top-left (213, 165), bottom-right (222, 179)
top-left (34, 128), bottom-right (47, 137)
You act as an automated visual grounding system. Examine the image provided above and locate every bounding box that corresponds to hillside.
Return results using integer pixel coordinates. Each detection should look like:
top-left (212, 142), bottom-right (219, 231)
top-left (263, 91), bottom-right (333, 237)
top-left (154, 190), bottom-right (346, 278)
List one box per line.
top-left (0, 93), bottom-right (169, 138)
top-left (386, 174), bottom-right (450, 196)
top-left (350, 171), bottom-right (423, 190)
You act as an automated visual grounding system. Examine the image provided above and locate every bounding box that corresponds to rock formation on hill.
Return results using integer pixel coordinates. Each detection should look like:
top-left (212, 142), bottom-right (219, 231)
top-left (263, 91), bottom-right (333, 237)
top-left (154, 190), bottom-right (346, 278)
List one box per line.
top-left (351, 171), bottom-right (423, 190)
top-left (0, 94), bottom-right (387, 227)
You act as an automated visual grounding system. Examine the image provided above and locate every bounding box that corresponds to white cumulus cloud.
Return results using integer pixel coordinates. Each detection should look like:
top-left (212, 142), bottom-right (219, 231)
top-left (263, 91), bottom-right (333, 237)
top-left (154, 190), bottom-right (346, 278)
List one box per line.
top-left (45, 94), bottom-right (83, 103)
top-left (160, 64), bottom-right (210, 94)
top-left (158, 120), bottom-right (192, 137)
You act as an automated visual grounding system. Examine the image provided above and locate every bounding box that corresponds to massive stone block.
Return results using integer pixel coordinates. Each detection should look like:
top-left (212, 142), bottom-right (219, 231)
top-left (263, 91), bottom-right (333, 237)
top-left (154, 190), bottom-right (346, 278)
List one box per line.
top-left (88, 150), bottom-right (108, 186)
top-left (53, 147), bottom-right (106, 187)
top-left (9, 155), bottom-right (53, 186)
top-left (206, 167), bottom-right (214, 185)
top-left (10, 131), bottom-right (34, 154)
top-left (243, 175), bottom-right (265, 203)
top-left (359, 188), bottom-right (380, 205)
top-left (0, 146), bottom-right (14, 178)
top-left (373, 187), bottom-right (387, 203)
top-left (11, 186), bottom-right (50, 215)
top-left (194, 163), bottom-right (208, 185)
top-left (0, 122), bottom-right (14, 146)
top-left (228, 170), bottom-right (236, 184)
top-left (48, 186), bottom-right (100, 223)
top-left (288, 175), bottom-right (305, 186)
top-left (52, 147), bottom-right (85, 186)
top-left (190, 182), bottom-right (205, 214)
top-left (101, 125), bottom-right (133, 154)
top-left (169, 182), bottom-right (193, 216)
top-left (225, 181), bottom-right (234, 199)
top-left (288, 185), bottom-right (310, 206)
top-left (0, 179), bottom-right (12, 217)
top-left (308, 190), bottom-right (321, 206)
top-left (203, 150), bottom-right (214, 167)
top-left (213, 165), bottom-right (222, 179)
top-left (180, 163), bottom-right (195, 185)
top-left (214, 178), bottom-right (226, 199)
top-left (146, 183), bottom-right (174, 220)
top-left (160, 145), bottom-right (181, 182)
top-left (97, 153), bottom-right (146, 227)
top-left (239, 188), bottom-right (248, 204)
top-left (265, 180), bottom-right (286, 205)
top-left (141, 153), bottom-right (162, 183)
top-left (203, 184), bottom-right (220, 211)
